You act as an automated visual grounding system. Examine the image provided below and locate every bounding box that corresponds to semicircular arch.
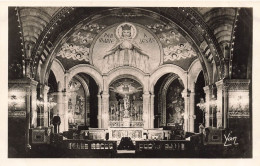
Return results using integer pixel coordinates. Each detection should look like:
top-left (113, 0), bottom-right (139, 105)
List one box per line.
top-left (149, 64), bottom-right (187, 93)
top-left (67, 64), bottom-right (103, 93)
top-left (105, 67), bottom-right (147, 93)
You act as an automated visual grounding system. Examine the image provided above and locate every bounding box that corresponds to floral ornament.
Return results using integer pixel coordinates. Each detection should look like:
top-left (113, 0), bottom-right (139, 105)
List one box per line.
top-left (72, 31), bottom-right (96, 46)
top-left (163, 43), bottom-right (197, 61)
top-left (158, 30), bottom-right (182, 45)
top-left (146, 23), bottom-right (167, 33)
top-left (57, 43), bottom-right (90, 62)
top-left (82, 23), bottom-right (106, 33)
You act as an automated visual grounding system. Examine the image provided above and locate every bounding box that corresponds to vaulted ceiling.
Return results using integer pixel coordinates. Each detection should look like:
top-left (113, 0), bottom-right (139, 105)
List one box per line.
top-left (9, 7), bottom-right (252, 85)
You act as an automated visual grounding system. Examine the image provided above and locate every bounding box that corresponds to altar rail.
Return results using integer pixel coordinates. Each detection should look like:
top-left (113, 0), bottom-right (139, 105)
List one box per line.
top-left (63, 139), bottom-right (117, 152)
top-left (135, 140), bottom-right (191, 152)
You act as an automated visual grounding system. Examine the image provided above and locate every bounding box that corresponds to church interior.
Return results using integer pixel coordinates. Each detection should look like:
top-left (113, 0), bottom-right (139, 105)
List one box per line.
top-left (8, 7), bottom-right (252, 158)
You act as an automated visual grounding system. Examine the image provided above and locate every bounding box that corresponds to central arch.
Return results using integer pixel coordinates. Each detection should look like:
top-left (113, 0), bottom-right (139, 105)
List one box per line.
top-left (105, 67), bottom-right (148, 93)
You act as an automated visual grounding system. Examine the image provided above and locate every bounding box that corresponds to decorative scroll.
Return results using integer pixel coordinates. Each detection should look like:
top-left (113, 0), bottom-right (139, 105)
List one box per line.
top-left (163, 43), bottom-right (196, 61)
top-left (57, 43), bottom-right (90, 62)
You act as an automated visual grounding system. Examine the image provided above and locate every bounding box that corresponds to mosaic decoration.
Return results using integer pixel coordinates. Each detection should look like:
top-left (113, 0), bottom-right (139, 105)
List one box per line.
top-left (55, 16), bottom-right (198, 71)
top-left (145, 23), bottom-right (197, 63)
top-left (163, 43), bottom-right (197, 61)
top-left (92, 22), bottom-right (161, 73)
top-left (56, 23), bottom-right (106, 62)
top-left (166, 80), bottom-right (185, 126)
top-left (67, 78), bottom-right (86, 128)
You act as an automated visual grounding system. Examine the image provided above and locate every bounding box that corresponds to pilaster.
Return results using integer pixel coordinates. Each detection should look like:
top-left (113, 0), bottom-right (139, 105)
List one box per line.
top-left (203, 86), bottom-right (211, 127)
top-left (101, 93), bottom-right (110, 129)
top-left (143, 92), bottom-right (150, 129)
top-left (150, 94), bottom-right (155, 128)
top-left (182, 90), bottom-right (190, 132)
top-left (189, 90), bottom-right (195, 132)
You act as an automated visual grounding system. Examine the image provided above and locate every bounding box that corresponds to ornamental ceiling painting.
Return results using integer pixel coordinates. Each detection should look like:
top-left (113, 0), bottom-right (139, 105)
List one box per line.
top-left (55, 15), bottom-right (198, 72)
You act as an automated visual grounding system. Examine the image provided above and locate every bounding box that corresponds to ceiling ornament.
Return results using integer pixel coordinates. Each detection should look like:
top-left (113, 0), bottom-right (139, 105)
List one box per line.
top-left (110, 78), bottom-right (142, 95)
top-left (163, 43), bottom-right (197, 62)
top-left (145, 23), bottom-right (197, 62)
top-left (57, 43), bottom-right (90, 62)
top-left (56, 23), bottom-right (106, 62)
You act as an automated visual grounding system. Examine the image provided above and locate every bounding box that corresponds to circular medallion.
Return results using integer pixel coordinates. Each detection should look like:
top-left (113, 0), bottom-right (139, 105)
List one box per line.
top-left (116, 22), bottom-right (137, 39)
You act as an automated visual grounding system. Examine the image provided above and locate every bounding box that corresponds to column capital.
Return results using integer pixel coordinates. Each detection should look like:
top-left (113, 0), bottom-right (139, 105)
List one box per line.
top-left (190, 91), bottom-right (195, 95)
top-left (215, 79), bottom-right (225, 87)
top-left (44, 86), bottom-right (50, 92)
top-left (143, 91), bottom-right (150, 95)
top-left (143, 93), bottom-right (150, 98)
top-left (39, 84), bottom-right (49, 90)
top-left (203, 85), bottom-right (211, 92)
top-left (181, 90), bottom-right (190, 98)
top-left (101, 93), bottom-right (109, 98)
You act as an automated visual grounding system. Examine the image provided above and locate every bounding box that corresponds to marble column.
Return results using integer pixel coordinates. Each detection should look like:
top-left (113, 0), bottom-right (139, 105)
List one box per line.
top-left (150, 94), bottom-right (155, 128)
top-left (203, 86), bottom-right (211, 127)
top-left (143, 92), bottom-right (150, 129)
top-left (25, 79), bottom-right (38, 151)
top-left (56, 91), bottom-right (63, 116)
top-left (223, 84), bottom-right (229, 128)
top-left (189, 90), bottom-right (195, 132)
top-left (182, 90), bottom-right (190, 132)
top-left (42, 85), bottom-right (50, 127)
top-left (30, 80), bottom-right (38, 128)
top-left (102, 93), bottom-right (109, 129)
top-left (60, 91), bottom-right (68, 132)
top-left (85, 95), bottom-right (90, 126)
top-left (216, 80), bottom-right (224, 128)
top-left (97, 94), bottom-right (102, 128)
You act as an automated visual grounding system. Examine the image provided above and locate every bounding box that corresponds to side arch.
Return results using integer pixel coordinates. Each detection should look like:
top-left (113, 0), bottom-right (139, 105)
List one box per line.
top-left (50, 59), bottom-right (65, 90)
top-left (149, 64), bottom-right (187, 93)
top-left (188, 59), bottom-right (203, 92)
top-left (67, 64), bottom-right (103, 93)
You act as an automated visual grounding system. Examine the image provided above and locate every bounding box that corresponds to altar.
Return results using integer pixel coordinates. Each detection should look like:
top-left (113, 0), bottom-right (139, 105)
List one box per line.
top-left (108, 127), bottom-right (144, 141)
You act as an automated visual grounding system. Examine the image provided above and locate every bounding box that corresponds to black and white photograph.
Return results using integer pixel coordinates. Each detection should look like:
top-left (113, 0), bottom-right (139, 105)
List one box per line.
top-left (2, 1), bottom-right (258, 162)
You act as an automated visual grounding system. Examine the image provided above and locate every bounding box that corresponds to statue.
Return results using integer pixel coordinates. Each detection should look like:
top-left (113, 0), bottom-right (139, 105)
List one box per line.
top-left (123, 95), bottom-right (130, 118)
top-left (103, 23), bottom-right (150, 72)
